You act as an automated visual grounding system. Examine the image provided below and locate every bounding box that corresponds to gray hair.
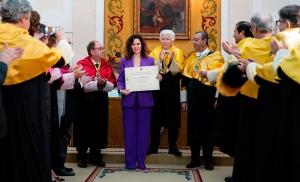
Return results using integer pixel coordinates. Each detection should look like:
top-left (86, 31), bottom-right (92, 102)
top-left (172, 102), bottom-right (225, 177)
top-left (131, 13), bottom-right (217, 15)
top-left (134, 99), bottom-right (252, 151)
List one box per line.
top-left (159, 29), bottom-right (175, 41)
top-left (0, 0), bottom-right (32, 23)
top-left (250, 12), bottom-right (274, 33)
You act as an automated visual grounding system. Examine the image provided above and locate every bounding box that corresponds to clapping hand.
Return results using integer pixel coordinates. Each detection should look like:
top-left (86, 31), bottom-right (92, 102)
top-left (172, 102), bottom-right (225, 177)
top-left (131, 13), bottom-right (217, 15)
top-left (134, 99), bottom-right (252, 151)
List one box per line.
top-left (222, 41), bottom-right (235, 55)
top-left (222, 41), bottom-right (242, 58)
top-left (72, 65), bottom-right (86, 79)
top-left (159, 50), bottom-right (166, 62)
top-left (0, 43), bottom-right (24, 65)
top-left (79, 75), bottom-right (92, 86)
top-left (271, 37), bottom-right (288, 54)
top-left (97, 77), bottom-right (107, 86)
top-left (169, 51), bottom-right (175, 61)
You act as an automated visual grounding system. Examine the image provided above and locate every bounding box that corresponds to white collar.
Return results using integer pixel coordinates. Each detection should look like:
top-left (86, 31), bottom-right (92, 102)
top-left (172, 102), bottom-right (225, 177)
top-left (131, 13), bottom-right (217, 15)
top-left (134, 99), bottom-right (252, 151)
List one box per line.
top-left (91, 59), bottom-right (100, 65)
top-left (163, 49), bottom-right (170, 54)
top-left (196, 48), bottom-right (210, 57)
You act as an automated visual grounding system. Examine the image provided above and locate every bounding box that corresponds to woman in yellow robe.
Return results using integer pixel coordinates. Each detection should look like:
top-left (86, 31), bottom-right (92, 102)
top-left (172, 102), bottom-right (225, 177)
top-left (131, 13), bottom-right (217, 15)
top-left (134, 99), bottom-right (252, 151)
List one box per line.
top-left (147, 29), bottom-right (185, 156)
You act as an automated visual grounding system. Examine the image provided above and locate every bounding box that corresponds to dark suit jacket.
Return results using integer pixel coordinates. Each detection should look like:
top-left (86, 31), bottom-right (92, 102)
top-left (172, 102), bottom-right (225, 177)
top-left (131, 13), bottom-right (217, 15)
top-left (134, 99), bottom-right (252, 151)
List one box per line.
top-left (117, 56), bottom-right (155, 107)
top-left (0, 62), bottom-right (8, 138)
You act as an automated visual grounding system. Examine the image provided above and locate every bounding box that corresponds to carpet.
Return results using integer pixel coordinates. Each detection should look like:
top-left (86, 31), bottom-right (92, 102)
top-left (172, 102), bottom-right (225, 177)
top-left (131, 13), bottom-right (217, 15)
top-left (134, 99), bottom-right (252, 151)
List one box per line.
top-left (85, 167), bottom-right (203, 182)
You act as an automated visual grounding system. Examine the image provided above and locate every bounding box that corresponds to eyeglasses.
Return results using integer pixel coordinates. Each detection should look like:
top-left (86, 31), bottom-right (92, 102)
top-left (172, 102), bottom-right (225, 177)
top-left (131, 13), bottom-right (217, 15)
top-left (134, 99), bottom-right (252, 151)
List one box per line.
top-left (275, 20), bottom-right (286, 27)
top-left (93, 47), bottom-right (105, 51)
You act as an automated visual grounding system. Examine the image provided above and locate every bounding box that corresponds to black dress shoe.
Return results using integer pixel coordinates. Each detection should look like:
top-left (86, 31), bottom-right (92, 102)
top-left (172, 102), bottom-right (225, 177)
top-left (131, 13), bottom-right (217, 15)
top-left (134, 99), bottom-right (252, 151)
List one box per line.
top-left (147, 147), bottom-right (158, 155)
top-left (205, 162), bottom-right (214, 170)
top-left (91, 160), bottom-right (106, 167)
top-left (64, 166), bottom-right (73, 171)
top-left (168, 149), bottom-right (182, 156)
top-left (224, 176), bottom-right (236, 182)
top-left (54, 168), bottom-right (75, 176)
top-left (78, 159), bottom-right (87, 168)
top-left (186, 161), bottom-right (200, 168)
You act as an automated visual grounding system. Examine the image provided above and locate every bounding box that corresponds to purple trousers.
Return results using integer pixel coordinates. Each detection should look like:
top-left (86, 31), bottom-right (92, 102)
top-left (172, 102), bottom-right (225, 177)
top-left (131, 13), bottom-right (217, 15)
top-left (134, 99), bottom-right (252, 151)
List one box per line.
top-left (122, 100), bottom-right (151, 169)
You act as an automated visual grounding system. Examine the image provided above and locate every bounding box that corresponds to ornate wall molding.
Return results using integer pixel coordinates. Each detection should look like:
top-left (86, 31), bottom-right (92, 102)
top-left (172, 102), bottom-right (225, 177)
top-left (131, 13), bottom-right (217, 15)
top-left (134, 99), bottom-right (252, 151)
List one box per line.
top-left (106, 0), bottom-right (124, 63)
top-left (201, 0), bottom-right (218, 52)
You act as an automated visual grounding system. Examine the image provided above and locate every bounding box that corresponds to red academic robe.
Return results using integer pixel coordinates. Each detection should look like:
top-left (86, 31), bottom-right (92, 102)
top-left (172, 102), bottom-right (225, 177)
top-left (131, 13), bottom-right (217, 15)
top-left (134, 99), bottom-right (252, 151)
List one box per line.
top-left (73, 56), bottom-right (116, 148)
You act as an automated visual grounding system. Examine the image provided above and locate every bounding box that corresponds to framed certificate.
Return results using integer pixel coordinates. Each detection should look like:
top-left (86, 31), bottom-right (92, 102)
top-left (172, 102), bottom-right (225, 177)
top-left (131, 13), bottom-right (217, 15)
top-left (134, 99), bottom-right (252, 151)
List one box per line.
top-left (125, 66), bottom-right (160, 92)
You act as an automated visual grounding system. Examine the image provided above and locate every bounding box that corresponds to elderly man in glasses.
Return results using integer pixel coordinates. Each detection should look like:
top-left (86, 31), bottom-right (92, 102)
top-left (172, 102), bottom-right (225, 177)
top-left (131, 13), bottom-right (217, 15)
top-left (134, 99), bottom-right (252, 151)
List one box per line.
top-left (73, 40), bottom-right (117, 168)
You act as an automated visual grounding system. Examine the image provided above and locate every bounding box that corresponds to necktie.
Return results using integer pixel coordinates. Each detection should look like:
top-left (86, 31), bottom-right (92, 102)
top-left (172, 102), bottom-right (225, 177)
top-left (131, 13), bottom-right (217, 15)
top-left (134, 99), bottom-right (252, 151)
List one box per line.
top-left (95, 63), bottom-right (99, 69)
top-left (196, 52), bottom-right (201, 57)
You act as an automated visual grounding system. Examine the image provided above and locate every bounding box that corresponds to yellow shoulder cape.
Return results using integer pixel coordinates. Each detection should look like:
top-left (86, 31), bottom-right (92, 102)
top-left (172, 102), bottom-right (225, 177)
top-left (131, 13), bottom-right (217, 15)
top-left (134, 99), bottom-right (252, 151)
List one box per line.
top-left (280, 45), bottom-right (300, 83)
top-left (0, 23), bottom-right (63, 85)
top-left (150, 45), bottom-right (184, 72)
top-left (239, 37), bottom-right (273, 99)
top-left (217, 37), bottom-right (273, 97)
top-left (182, 51), bottom-right (224, 87)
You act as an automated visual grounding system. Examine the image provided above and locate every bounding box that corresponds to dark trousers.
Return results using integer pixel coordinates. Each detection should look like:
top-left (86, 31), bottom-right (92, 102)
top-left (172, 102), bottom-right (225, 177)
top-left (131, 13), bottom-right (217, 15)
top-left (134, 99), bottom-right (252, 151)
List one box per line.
top-left (56, 129), bottom-right (71, 169)
top-left (190, 142), bottom-right (213, 164)
top-left (76, 146), bottom-right (101, 162)
top-left (189, 121), bottom-right (214, 164)
top-left (149, 125), bottom-right (179, 150)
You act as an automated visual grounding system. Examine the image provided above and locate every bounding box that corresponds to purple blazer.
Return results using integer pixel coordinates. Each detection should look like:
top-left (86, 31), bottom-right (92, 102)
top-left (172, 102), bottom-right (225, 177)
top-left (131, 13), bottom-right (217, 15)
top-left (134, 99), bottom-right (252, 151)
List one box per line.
top-left (117, 56), bottom-right (155, 107)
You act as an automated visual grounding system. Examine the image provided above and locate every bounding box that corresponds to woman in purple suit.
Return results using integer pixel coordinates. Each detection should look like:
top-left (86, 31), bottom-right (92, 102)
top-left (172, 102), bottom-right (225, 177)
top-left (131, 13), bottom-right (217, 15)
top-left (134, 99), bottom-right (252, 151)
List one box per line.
top-left (118, 34), bottom-right (162, 169)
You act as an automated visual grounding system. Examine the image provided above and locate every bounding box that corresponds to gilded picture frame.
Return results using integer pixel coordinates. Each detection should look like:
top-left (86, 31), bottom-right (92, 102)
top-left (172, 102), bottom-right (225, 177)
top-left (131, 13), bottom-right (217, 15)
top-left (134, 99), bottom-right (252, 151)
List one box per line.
top-left (134, 0), bottom-right (190, 39)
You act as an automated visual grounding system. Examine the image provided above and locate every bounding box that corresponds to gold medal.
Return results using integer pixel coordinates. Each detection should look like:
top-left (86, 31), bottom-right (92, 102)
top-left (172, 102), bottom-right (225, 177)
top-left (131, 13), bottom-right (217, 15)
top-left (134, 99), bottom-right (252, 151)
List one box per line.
top-left (94, 61), bottom-right (101, 78)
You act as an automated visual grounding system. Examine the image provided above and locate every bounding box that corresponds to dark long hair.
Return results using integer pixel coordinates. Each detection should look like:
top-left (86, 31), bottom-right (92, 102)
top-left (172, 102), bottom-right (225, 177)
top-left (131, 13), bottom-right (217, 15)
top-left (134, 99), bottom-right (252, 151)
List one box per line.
top-left (124, 34), bottom-right (149, 60)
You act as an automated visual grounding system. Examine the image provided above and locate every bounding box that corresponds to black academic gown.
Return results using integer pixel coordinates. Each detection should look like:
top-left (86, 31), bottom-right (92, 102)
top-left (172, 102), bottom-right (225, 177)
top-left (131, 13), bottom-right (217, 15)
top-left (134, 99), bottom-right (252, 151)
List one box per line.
top-left (49, 77), bottom-right (64, 170)
top-left (2, 74), bottom-right (51, 182)
top-left (0, 61), bottom-right (8, 182)
top-left (0, 59), bottom-right (65, 182)
top-left (0, 62), bottom-right (7, 138)
top-left (217, 92), bottom-right (242, 157)
top-left (232, 94), bottom-right (258, 182)
top-left (150, 71), bottom-right (181, 150)
top-left (252, 76), bottom-right (280, 182)
top-left (73, 90), bottom-right (109, 149)
top-left (276, 68), bottom-right (300, 182)
top-left (182, 76), bottom-right (215, 163)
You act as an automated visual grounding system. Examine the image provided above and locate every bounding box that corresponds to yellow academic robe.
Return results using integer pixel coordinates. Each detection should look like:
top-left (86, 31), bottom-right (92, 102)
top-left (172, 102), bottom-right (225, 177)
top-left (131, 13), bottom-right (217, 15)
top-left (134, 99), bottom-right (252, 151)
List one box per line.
top-left (278, 45), bottom-right (300, 83)
top-left (247, 28), bottom-right (300, 86)
top-left (150, 45), bottom-right (184, 74)
top-left (239, 37), bottom-right (273, 99)
top-left (182, 51), bottom-right (225, 87)
top-left (216, 39), bottom-right (253, 97)
top-left (0, 23), bottom-right (63, 85)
